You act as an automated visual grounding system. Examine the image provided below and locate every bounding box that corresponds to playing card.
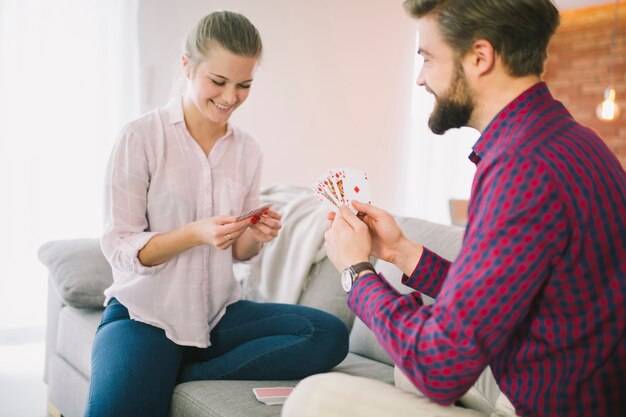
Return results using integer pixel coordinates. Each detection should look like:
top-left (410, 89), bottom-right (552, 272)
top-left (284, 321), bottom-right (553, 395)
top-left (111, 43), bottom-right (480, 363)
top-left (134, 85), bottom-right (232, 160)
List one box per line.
top-left (323, 175), bottom-right (342, 205)
top-left (253, 387), bottom-right (294, 405)
top-left (316, 174), bottom-right (341, 206)
top-left (235, 203), bottom-right (273, 222)
top-left (343, 168), bottom-right (371, 212)
top-left (328, 168), bottom-right (346, 204)
top-left (312, 168), bottom-right (372, 214)
top-left (314, 177), bottom-right (340, 212)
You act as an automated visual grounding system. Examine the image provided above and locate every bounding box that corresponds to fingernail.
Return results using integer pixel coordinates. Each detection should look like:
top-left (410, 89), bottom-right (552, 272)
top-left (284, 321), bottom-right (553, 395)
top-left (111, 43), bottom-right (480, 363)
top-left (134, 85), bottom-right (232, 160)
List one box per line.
top-left (263, 209), bottom-right (269, 215)
top-left (251, 216), bottom-right (260, 224)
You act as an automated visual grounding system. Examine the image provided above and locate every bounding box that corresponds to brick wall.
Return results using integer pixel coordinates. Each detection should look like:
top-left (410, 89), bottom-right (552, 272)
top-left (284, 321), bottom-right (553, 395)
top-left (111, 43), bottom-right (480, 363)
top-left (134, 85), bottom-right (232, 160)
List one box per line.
top-left (544, 2), bottom-right (626, 168)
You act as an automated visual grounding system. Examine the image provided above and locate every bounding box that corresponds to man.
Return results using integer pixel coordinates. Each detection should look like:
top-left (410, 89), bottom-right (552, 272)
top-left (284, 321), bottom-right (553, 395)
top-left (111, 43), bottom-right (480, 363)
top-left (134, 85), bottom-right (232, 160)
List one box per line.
top-left (282, 1), bottom-right (626, 416)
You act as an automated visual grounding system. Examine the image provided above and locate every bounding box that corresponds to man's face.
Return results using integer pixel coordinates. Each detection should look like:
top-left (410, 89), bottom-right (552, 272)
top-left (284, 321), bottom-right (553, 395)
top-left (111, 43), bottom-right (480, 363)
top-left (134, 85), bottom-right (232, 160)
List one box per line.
top-left (416, 15), bottom-right (475, 135)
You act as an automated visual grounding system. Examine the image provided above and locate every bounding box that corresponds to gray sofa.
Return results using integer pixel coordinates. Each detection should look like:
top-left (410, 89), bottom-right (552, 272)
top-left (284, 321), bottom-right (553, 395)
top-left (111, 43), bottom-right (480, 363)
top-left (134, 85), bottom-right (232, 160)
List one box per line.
top-left (39, 191), bottom-right (464, 417)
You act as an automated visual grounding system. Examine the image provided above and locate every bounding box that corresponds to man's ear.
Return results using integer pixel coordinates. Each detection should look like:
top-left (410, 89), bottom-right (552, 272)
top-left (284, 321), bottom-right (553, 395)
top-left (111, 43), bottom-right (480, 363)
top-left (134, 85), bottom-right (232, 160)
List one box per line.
top-left (464, 39), bottom-right (496, 77)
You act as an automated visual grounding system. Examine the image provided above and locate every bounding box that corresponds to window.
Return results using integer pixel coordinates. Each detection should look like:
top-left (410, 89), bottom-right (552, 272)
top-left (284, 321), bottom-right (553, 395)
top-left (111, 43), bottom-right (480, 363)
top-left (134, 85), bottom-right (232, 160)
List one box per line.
top-left (0, 0), bottom-right (140, 337)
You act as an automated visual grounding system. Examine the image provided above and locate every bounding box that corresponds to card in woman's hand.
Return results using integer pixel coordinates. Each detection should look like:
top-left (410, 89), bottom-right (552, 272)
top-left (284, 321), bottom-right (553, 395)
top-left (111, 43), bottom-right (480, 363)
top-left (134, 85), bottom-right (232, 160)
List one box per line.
top-left (236, 203), bottom-right (273, 222)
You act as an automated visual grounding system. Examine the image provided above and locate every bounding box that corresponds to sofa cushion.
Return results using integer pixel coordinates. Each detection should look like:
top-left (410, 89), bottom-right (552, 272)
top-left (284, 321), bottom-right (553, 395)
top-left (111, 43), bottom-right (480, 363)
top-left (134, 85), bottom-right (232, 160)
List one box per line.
top-left (170, 353), bottom-right (393, 417)
top-left (297, 256), bottom-right (354, 330)
top-left (395, 216), bottom-right (465, 261)
top-left (171, 379), bottom-right (298, 417)
top-left (329, 352), bottom-right (394, 384)
top-left (38, 239), bottom-right (112, 308)
top-left (349, 318), bottom-right (394, 366)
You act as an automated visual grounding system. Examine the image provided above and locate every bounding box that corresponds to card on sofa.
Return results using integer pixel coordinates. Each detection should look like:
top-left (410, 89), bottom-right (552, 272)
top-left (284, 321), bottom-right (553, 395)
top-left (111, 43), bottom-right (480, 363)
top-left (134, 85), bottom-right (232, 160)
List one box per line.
top-left (253, 387), bottom-right (294, 405)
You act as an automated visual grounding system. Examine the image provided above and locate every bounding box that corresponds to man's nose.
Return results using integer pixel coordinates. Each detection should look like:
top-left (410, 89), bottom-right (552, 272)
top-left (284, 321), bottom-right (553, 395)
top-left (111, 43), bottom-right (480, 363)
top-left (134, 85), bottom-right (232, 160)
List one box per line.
top-left (416, 67), bottom-right (426, 87)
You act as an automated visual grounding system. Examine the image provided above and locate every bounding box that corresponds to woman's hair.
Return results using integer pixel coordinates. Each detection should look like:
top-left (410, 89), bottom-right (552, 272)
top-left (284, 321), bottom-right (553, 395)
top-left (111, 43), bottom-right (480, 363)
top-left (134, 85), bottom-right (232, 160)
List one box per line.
top-left (403, 0), bottom-right (560, 77)
top-left (172, 11), bottom-right (262, 95)
top-left (185, 11), bottom-right (263, 68)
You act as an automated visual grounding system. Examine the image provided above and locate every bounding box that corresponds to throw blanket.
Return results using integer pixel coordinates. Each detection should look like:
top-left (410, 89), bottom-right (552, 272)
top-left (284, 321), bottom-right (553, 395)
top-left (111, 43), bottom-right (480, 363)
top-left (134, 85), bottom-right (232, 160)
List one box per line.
top-left (246, 185), bottom-right (330, 304)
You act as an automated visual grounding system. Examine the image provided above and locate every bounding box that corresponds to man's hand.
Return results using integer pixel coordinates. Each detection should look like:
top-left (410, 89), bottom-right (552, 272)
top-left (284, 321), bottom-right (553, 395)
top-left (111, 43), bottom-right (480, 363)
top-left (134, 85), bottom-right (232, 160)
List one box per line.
top-left (329, 201), bottom-right (424, 276)
top-left (350, 201), bottom-right (409, 264)
top-left (324, 205), bottom-right (372, 272)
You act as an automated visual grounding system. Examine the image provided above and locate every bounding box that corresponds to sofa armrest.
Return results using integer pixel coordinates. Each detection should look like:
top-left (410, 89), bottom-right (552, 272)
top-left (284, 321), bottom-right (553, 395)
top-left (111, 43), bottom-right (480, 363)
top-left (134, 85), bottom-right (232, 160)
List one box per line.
top-left (38, 239), bottom-right (112, 308)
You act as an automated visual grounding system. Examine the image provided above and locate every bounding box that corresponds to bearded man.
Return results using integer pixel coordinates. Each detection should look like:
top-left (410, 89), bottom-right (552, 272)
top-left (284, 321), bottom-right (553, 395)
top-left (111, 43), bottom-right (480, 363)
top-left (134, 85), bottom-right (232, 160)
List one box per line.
top-left (283, 1), bottom-right (626, 416)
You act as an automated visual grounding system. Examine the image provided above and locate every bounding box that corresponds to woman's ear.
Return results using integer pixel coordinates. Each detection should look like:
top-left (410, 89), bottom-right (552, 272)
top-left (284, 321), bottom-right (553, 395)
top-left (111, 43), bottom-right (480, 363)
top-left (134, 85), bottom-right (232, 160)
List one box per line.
top-left (181, 54), bottom-right (191, 79)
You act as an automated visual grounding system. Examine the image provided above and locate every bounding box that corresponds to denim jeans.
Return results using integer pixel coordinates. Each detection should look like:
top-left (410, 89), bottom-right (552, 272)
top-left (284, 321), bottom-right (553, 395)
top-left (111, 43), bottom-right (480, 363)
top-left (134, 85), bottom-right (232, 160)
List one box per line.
top-left (84, 298), bottom-right (349, 417)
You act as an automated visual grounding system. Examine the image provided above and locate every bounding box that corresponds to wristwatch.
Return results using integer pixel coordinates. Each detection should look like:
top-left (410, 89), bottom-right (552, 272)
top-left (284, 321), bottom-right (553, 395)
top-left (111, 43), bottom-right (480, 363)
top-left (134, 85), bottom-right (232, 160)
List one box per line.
top-left (341, 262), bottom-right (376, 293)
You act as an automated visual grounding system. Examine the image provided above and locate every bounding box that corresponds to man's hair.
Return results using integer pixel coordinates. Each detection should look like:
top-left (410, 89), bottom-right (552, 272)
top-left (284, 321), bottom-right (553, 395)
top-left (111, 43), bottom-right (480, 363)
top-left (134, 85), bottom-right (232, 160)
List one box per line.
top-left (403, 0), bottom-right (560, 76)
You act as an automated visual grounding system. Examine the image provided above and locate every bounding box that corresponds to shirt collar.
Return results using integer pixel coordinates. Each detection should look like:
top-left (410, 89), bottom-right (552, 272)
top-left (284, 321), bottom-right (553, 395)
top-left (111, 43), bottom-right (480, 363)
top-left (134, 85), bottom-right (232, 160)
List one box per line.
top-left (166, 96), bottom-right (235, 140)
top-left (469, 82), bottom-right (552, 165)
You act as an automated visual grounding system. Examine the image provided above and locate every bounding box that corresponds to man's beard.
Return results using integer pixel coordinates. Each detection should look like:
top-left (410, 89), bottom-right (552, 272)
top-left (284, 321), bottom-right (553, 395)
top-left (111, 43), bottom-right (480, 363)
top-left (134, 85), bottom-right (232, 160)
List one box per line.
top-left (428, 63), bottom-right (474, 135)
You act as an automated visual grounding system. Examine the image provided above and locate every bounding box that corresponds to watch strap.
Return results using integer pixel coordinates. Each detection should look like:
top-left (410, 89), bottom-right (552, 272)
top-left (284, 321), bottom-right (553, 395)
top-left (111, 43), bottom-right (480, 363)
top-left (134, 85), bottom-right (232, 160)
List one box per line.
top-left (351, 262), bottom-right (376, 278)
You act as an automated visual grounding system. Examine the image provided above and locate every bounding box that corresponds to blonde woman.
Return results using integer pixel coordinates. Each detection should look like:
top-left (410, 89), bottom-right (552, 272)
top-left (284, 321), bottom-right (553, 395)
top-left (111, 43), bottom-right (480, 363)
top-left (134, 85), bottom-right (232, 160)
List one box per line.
top-left (85, 11), bottom-right (348, 417)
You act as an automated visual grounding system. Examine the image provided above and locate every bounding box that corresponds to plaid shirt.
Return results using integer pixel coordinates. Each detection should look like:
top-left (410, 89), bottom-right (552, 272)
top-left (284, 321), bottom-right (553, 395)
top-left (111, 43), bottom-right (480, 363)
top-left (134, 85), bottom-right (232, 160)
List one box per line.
top-left (348, 83), bottom-right (626, 416)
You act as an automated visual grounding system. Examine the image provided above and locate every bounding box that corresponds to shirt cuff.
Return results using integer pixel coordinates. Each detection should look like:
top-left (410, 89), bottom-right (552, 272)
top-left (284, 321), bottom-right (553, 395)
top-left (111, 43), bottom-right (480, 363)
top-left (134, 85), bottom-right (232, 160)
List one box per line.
top-left (116, 232), bottom-right (165, 275)
top-left (401, 247), bottom-right (447, 297)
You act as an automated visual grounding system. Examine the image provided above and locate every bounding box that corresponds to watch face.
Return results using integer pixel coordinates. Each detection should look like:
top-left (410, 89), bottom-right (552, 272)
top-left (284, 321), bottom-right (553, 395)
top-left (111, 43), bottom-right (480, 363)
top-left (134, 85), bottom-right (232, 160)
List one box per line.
top-left (341, 269), bottom-right (352, 292)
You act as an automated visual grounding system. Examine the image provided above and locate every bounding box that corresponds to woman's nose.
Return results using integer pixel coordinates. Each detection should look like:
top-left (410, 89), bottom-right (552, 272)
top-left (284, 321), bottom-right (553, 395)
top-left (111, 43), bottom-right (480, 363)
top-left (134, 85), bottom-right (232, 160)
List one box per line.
top-left (222, 86), bottom-right (237, 104)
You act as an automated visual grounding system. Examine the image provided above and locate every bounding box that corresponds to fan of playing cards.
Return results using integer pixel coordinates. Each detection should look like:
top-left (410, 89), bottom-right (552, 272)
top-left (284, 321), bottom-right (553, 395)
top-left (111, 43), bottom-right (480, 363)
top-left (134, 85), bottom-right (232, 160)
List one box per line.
top-left (313, 168), bottom-right (372, 213)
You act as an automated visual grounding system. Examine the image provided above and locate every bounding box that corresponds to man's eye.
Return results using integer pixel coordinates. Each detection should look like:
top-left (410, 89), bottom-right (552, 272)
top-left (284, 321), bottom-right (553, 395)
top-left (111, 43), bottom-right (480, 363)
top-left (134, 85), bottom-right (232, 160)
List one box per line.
top-left (210, 79), bottom-right (225, 86)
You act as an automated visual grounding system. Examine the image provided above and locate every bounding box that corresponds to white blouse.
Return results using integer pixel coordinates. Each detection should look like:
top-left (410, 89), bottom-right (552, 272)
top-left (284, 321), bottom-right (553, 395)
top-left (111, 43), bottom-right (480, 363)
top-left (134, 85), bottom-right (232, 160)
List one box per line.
top-left (101, 97), bottom-right (262, 347)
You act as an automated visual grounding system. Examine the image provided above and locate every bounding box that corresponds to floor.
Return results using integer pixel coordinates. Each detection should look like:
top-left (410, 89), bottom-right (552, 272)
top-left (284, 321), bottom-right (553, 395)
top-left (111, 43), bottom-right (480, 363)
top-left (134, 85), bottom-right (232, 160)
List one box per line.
top-left (0, 342), bottom-right (49, 417)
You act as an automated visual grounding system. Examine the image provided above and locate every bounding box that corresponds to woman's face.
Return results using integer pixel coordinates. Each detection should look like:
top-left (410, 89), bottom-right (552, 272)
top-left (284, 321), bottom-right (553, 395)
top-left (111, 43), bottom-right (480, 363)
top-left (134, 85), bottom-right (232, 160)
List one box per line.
top-left (184, 45), bottom-right (258, 126)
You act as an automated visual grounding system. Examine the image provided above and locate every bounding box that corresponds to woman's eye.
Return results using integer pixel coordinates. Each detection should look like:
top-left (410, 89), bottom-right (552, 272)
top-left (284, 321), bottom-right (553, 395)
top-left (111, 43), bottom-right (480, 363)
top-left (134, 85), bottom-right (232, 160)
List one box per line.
top-left (237, 84), bottom-right (251, 89)
top-left (210, 78), bottom-right (225, 86)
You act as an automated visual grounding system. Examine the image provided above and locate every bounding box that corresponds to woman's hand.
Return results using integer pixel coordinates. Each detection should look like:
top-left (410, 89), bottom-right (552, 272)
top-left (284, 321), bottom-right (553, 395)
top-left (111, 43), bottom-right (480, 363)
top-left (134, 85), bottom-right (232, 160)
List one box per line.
top-left (191, 216), bottom-right (253, 250)
top-left (138, 215), bottom-right (252, 266)
top-left (232, 208), bottom-right (282, 261)
top-left (246, 207), bottom-right (282, 243)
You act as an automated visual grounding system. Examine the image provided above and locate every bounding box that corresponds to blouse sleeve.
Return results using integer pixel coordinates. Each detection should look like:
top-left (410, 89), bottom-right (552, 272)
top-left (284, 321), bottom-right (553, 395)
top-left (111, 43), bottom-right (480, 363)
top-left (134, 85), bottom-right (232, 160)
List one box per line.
top-left (100, 125), bottom-right (164, 276)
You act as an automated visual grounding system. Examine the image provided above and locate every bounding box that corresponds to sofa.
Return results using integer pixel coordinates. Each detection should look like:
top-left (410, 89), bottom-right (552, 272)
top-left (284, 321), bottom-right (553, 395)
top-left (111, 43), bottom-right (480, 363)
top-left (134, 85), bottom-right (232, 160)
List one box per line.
top-left (39, 187), bottom-right (467, 417)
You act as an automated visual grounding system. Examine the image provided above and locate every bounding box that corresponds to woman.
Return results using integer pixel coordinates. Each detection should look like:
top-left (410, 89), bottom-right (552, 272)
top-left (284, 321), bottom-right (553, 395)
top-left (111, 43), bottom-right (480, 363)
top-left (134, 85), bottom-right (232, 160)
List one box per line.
top-left (85, 11), bottom-right (349, 417)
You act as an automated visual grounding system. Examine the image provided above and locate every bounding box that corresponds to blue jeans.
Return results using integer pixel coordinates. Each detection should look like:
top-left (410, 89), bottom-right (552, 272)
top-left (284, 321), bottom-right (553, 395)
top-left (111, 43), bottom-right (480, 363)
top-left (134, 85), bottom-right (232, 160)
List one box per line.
top-left (84, 298), bottom-right (349, 417)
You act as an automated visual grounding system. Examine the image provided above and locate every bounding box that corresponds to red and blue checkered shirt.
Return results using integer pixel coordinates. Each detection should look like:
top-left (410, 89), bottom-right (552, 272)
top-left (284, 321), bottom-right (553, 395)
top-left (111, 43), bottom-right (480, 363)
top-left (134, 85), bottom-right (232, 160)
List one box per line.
top-left (348, 82), bottom-right (626, 416)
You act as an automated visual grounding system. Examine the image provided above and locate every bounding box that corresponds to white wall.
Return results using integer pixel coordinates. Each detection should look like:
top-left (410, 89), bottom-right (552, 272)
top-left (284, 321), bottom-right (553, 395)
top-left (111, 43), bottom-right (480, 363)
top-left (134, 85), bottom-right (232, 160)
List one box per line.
top-left (138, 0), bottom-right (418, 215)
